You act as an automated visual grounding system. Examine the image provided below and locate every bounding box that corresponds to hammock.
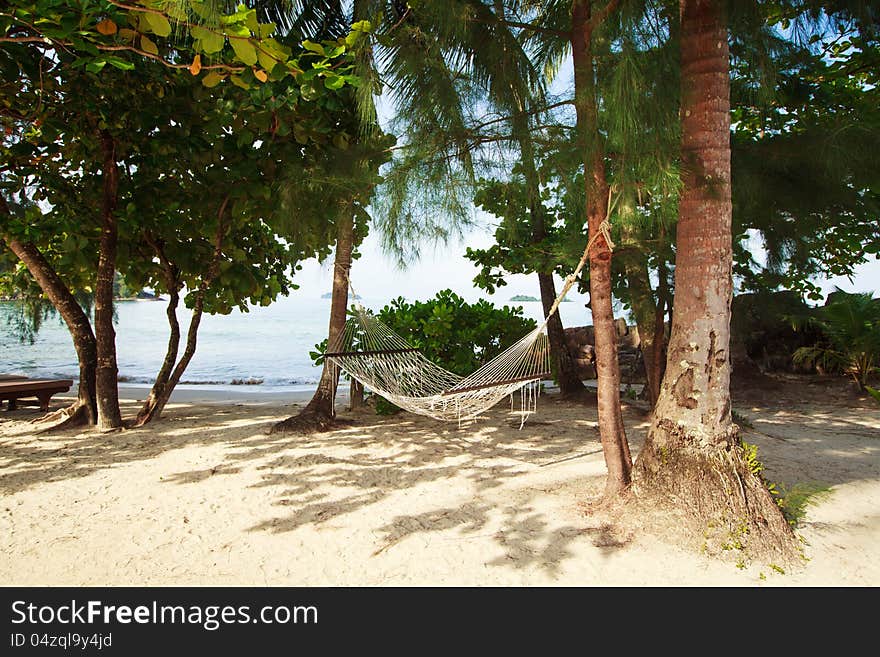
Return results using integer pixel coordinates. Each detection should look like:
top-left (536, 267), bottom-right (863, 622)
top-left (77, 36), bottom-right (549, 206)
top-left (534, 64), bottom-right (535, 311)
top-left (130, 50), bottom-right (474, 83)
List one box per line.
top-left (325, 307), bottom-right (551, 425)
top-left (324, 220), bottom-right (614, 426)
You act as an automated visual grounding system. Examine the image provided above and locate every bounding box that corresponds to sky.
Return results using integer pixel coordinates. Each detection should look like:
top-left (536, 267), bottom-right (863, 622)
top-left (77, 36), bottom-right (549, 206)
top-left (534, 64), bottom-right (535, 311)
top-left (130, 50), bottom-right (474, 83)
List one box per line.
top-left (291, 28), bottom-right (880, 314)
top-left (290, 220), bottom-right (880, 311)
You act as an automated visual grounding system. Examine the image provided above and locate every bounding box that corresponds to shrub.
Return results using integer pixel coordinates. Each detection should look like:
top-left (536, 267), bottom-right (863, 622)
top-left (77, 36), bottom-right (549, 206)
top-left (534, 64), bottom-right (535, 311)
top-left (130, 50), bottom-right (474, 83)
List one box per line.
top-left (376, 290), bottom-right (537, 376)
top-left (792, 288), bottom-right (880, 390)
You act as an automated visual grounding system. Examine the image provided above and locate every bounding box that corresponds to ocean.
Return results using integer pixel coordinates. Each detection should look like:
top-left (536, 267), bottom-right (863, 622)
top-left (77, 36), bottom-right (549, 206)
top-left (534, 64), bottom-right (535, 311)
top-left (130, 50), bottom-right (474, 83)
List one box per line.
top-left (0, 295), bottom-right (591, 392)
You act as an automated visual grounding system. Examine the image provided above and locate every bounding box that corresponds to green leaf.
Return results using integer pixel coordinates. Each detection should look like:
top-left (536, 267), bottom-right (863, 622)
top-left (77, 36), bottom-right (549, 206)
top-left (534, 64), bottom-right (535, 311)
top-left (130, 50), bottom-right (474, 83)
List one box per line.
top-left (351, 20), bottom-right (371, 32)
top-left (143, 12), bottom-right (172, 38)
top-left (201, 72), bottom-right (223, 88)
top-left (866, 387), bottom-right (880, 406)
top-left (140, 34), bottom-right (159, 56)
top-left (301, 40), bottom-right (325, 55)
top-left (323, 74), bottom-right (345, 90)
top-left (230, 38), bottom-right (258, 66)
top-left (105, 57), bottom-right (135, 71)
top-left (191, 26), bottom-right (225, 54)
top-left (230, 74), bottom-right (250, 90)
top-left (85, 60), bottom-right (107, 73)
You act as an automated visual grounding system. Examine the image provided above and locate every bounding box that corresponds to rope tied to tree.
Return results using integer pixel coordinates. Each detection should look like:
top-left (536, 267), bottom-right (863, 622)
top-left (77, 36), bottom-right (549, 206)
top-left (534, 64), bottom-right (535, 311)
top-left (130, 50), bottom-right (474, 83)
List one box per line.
top-left (539, 216), bottom-right (614, 330)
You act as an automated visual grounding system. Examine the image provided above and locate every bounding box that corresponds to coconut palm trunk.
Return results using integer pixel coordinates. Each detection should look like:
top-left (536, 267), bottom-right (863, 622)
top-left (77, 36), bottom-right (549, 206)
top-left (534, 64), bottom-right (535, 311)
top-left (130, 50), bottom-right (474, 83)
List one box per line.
top-left (634, 0), bottom-right (796, 560)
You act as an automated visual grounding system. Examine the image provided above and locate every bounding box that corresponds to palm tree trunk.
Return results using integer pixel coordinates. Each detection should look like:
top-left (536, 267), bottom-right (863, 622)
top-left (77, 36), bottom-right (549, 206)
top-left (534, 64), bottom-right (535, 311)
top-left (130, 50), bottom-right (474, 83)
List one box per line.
top-left (271, 211), bottom-right (353, 433)
top-left (94, 130), bottom-right (122, 429)
top-left (635, 0), bottom-right (795, 560)
top-left (571, 0), bottom-right (632, 499)
top-left (1, 229), bottom-right (98, 426)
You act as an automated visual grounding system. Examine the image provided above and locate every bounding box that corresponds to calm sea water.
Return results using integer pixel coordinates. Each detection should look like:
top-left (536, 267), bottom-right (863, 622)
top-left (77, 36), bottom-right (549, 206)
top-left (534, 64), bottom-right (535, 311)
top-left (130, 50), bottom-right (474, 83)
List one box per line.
top-left (0, 296), bottom-right (590, 392)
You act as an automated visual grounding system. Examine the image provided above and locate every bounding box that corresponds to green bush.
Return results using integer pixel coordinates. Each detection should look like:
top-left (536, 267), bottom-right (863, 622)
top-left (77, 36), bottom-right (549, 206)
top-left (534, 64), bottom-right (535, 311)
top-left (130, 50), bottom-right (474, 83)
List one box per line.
top-left (792, 288), bottom-right (880, 390)
top-left (376, 290), bottom-right (537, 376)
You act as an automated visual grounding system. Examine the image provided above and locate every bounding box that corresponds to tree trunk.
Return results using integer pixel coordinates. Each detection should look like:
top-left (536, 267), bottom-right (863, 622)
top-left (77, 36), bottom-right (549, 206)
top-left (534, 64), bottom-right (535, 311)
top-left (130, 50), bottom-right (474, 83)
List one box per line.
top-left (271, 211), bottom-right (354, 434)
top-left (538, 271), bottom-right (585, 396)
top-left (135, 284), bottom-right (181, 425)
top-left (623, 256), bottom-right (661, 407)
top-left (350, 379), bottom-right (364, 410)
top-left (619, 224), bottom-right (666, 408)
top-left (634, 0), bottom-right (796, 561)
top-left (135, 203), bottom-right (228, 425)
top-left (571, 0), bottom-right (632, 499)
top-left (94, 130), bottom-right (122, 429)
top-left (1, 230), bottom-right (98, 426)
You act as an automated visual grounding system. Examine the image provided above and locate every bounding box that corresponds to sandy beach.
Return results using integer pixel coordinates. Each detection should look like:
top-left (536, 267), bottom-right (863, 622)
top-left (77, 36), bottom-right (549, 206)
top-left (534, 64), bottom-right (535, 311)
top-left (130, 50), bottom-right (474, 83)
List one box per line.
top-left (1, 379), bottom-right (878, 586)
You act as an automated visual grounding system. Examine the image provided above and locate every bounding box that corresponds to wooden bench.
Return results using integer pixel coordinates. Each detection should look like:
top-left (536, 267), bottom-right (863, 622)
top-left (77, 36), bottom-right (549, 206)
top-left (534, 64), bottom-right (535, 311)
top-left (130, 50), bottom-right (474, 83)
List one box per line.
top-left (0, 379), bottom-right (73, 412)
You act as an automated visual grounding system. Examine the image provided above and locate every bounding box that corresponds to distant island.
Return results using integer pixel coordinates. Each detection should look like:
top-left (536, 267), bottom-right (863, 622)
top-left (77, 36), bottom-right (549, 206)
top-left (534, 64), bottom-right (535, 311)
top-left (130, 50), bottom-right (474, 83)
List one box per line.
top-left (510, 295), bottom-right (539, 302)
top-left (322, 292), bottom-right (361, 299)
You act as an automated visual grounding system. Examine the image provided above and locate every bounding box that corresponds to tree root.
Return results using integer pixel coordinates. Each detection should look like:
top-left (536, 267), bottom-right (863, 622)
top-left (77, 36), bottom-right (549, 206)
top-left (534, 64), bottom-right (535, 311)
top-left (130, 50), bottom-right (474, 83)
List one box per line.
top-left (634, 425), bottom-right (801, 566)
top-left (32, 403), bottom-right (90, 434)
top-left (268, 409), bottom-right (353, 435)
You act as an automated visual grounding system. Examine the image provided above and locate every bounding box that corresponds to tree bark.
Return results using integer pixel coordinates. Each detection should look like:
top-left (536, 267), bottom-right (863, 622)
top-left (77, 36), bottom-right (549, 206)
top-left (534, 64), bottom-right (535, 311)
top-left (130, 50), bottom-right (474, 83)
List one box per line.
top-left (135, 202), bottom-right (228, 425)
top-left (571, 0), bottom-right (632, 499)
top-left (538, 271), bottom-right (585, 395)
top-left (135, 277), bottom-right (181, 425)
top-left (514, 118), bottom-right (585, 397)
top-left (622, 253), bottom-right (662, 407)
top-left (1, 227), bottom-right (98, 426)
top-left (94, 130), bottom-right (122, 429)
top-left (634, 0), bottom-right (796, 561)
top-left (271, 211), bottom-right (354, 433)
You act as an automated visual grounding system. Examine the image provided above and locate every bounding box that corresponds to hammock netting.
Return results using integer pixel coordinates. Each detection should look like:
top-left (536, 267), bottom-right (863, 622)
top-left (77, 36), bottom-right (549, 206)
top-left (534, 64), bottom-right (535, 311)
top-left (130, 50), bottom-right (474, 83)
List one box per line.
top-left (324, 305), bottom-right (552, 425)
top-left (323, 218), bottom-right (615, 425)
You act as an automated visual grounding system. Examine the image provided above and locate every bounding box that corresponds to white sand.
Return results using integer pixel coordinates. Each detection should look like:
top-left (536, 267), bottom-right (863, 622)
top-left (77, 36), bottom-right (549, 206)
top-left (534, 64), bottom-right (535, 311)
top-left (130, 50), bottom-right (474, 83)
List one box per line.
top-left (0, 389), bottom-right (877, 586)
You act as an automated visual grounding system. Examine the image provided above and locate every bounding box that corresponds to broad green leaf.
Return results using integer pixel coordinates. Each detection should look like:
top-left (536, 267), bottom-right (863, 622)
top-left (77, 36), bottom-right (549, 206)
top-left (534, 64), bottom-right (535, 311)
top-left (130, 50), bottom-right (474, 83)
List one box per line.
top-left (201, 71), bottom-right (223, 87)
top-left (258, 23), bottom-right (276, 39)
top-left (105, 57), bottom-right (135, 71)
top-left (85, 60), bottom-right (107, 73)
top-left (140, 34), bottom-right (159, 56)
top-left (143, 12), bottom-right (171, 38)
top-left (230, 75), bottom-right (250, 90)
top-left (191, 26), bottom-right (225, 54)
top-left (351, 20), bottom-right (371, 32)
top-left (301, 40), bottom-right (325, 56)
top-left (323, 74), bottom-right (344, 90)
top-left (231, 38), bottom-right (258, 66)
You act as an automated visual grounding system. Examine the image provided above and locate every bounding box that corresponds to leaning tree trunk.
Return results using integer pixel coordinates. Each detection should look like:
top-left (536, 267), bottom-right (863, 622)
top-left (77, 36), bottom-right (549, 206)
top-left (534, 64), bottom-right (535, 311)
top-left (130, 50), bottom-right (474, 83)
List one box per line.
top-left (634, 0), bottom-right (796, 562)
top-left (1, 231), bottom-right (98, 426)
top-left (94, 130), bottom-right (123, 429)
top-left (271, 212), bottom-right (354, 434)
top-left (572, 0), bottom-right (632, 499)
top-left (134, 283), bottom-right (181, 425)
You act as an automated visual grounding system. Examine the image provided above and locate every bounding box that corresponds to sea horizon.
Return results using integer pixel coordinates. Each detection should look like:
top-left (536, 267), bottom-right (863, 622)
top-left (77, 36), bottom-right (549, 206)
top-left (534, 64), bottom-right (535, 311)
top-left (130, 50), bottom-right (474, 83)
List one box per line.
top-left (1, 294), bottom-right (593, 391)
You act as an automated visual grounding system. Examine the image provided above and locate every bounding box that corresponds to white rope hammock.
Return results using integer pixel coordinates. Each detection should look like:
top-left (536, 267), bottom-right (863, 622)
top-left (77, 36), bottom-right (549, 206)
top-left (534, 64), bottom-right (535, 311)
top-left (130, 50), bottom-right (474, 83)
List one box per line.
top-left (325, 308), bottom-right (551, 425)
top-left (324, 219), bottom-right (614, 426)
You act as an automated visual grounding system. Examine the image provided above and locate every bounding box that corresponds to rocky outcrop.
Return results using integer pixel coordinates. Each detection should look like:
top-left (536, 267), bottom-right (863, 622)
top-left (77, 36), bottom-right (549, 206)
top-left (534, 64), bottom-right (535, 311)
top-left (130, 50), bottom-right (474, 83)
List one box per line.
top-left (564, 320), bottom-right (646, 383)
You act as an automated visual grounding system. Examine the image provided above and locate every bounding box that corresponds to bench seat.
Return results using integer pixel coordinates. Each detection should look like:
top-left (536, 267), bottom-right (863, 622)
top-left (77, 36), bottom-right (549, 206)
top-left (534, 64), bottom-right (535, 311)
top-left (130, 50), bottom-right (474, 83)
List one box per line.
top-left (0, 379), bottom-right (73, 412)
